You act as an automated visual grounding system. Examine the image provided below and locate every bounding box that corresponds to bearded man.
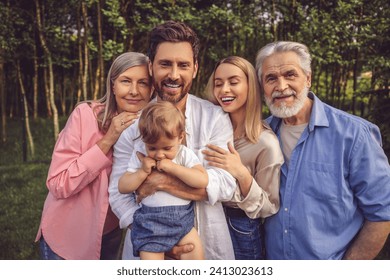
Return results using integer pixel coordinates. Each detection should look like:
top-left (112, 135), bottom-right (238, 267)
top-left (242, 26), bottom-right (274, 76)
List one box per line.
top-left (256, 41), bottom-right (390, 260)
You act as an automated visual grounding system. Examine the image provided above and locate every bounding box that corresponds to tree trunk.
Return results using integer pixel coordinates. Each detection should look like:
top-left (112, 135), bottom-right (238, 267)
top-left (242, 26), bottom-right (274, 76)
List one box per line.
top-left (77, 3), bottom-right (83, 103)
top-left (341, 66), bottom-right (349, 110)
top-left (271, 0), bottom-right (277, 39)
top-left (35, 0), bottom-right (59, 139)
top-left (325, 65), bottom-right (329, 101)
top-left (43, 67), bottom-right (52, 117)
top-left (92, 67), bottom-right (101, 100)
top-left (330, 66), bottom-right (338, 106)
top-left (81, 1), bottom-right (89, 101)
top-left (352, 48), bottom-right (359, 115)
top-left (69, 69), bottom-right (76, 114)
top-left (93, 0), bottom-right (104, 100)
top-left (0, 48), bottom-right (6, 143)
top-left (33, 35), bottom-right (39, 119)
top-left (60, 69), bottom-right (66, 116)
top-left (195, 35), bottom-right (210, 98)
top-left (314, 63), bottom-right (321, 95)
top-left (17, 60), bottom-right (35, 158)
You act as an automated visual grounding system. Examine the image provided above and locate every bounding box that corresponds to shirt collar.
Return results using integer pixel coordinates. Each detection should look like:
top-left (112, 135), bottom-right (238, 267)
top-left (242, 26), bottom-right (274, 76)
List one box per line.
top-left (308, 91), bottom-right (329, 131)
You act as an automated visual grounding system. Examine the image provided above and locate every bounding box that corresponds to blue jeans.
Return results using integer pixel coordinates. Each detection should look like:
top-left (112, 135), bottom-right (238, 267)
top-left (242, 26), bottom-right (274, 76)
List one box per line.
top-left (39, 226), bottom-right (122, 260)
top-left (39, 237), bottom-right (64, 260)
top-left (224, 207), bottom-right (264, 260)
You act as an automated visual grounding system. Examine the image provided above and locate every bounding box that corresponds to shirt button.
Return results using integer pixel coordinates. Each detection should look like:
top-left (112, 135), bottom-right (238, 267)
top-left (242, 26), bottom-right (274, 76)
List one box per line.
top-left (284, 229), bottom-right (288, 234)
top-left (284, 208), bottom-right (288, 211)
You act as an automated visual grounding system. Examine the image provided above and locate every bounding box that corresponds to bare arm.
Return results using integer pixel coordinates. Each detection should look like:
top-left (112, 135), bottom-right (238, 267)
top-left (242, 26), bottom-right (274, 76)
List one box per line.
top-left (343, 220), bottom-right (390, 259)
top-left (136, 170), bottom-right (208, 203)
top-left (157, 159), bottom-right (208, 189)
top-left (118, 155), bottom-right (156, 194)
top-left (118, 170), bottom-right (147, 194)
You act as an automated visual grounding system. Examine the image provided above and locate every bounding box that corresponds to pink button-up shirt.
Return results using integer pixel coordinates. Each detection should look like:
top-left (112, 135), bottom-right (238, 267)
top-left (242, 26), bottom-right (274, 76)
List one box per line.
top-left (35, 103), bottom-right (119, 259)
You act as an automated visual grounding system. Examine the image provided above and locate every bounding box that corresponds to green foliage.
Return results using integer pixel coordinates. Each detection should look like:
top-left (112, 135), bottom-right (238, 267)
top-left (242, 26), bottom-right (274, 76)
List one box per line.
top-left (102, 40), bottom-right (125, 61)
top-left (102, 0), bottom-right (128, 38)
top-left (0, 0), bottom-right (389, 260)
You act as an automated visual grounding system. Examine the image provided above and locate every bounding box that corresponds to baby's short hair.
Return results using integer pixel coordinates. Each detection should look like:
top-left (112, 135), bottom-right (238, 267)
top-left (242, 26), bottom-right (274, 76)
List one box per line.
top-left (138, 101), bottom-right (185, 144)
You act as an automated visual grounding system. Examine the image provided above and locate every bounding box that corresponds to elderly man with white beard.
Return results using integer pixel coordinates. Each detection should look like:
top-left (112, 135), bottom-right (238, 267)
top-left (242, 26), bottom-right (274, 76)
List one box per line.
top-left (255, 41), bottom-right (390, 260)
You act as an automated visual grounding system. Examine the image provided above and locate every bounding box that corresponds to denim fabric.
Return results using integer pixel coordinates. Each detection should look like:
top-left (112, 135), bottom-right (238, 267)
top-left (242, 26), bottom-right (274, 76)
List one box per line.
top-left (39, 227), bottom-right (122, 260)
top-left (226, 213), bottom-right (264, 260)
top-left (39, 237), bottom-right (64, 260)
top-left (131, 202), bottom-right (194, 257)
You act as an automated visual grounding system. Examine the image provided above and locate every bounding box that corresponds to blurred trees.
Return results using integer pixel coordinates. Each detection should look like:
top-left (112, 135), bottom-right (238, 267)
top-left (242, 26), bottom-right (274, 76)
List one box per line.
top-left (0, 0), bottom-right (389, 148)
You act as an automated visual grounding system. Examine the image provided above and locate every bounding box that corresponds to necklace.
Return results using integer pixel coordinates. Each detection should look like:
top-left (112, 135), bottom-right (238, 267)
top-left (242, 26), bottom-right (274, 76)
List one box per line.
top-left (234, 133), bottom-right (245, 141)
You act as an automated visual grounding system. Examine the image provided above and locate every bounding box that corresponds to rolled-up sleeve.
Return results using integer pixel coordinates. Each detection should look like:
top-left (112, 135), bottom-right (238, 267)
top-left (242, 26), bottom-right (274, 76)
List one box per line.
top-left (349, 124), bottom-right (390, 221)
top-left (229, 127), bottom-right (283, 218)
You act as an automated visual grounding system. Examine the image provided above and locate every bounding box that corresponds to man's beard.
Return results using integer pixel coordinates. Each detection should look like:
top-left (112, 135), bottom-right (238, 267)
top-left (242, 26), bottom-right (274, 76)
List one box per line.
top-left (265, 87), bottom-right (309, 118)
top-left (153, 79), bottom-right (191, 104)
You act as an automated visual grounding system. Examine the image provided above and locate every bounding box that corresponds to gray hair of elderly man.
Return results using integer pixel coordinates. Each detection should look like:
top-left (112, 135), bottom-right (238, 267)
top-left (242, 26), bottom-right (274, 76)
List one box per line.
top-left (255, 41), bottom-right (312, 88)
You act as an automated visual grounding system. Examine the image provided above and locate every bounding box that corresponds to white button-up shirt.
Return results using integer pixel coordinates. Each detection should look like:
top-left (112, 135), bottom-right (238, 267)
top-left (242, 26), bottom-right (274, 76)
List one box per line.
top-left (108, 94), bottom-right (236, 260)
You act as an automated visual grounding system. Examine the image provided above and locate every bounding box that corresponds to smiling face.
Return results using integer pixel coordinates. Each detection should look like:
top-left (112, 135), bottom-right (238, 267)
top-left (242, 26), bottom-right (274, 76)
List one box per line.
top-left (261, 51), bottom-right (311, 119)
top-left (213, 63), bottom-right (248, 116)
top-left (113, 65), bottom-right (151, 113)
top-left (145, 134), bottom-right (183, 161)
top-left (149, 42), bottom-right (198, 111)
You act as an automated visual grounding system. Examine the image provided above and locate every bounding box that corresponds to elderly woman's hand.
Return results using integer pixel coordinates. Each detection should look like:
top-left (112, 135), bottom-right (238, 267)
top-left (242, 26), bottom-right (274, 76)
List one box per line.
top-left (97, 112), bottom-right (139, 154)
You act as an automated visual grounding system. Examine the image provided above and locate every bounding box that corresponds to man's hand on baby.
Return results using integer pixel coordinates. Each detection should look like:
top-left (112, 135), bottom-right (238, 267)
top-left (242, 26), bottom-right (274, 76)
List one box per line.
top-left (136, 169), bottom-right (163, 202)
top-left (165, 243), bottom-right (195, 260)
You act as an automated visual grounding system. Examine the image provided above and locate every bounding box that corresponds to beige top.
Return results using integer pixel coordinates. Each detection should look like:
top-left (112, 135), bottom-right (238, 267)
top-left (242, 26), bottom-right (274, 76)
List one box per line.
top-left (280, 121), bottom-right (307, 166)
top-left (224, 123), bottom-right (284, 219)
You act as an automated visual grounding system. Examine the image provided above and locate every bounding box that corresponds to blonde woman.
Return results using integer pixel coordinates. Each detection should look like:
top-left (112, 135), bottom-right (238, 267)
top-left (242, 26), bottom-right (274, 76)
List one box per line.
top-left (202, 56), bottom-right (284, 259)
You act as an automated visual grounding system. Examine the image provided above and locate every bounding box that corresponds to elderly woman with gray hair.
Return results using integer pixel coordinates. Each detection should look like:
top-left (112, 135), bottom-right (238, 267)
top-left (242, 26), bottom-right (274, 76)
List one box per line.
top-left (35, 52), bottom-right (153, 260)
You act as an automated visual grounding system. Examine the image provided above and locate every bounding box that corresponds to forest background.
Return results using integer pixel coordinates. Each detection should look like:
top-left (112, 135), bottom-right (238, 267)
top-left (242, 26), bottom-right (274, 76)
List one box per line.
top-left (0, 0), bottom-right (389, 260)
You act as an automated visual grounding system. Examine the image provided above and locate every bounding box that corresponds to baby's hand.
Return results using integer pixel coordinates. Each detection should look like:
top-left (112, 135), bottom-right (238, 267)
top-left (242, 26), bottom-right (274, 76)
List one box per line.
top-left (137, 152), bottom-right (156, 174)
top-left (156, 159), bottom-right (173, 172)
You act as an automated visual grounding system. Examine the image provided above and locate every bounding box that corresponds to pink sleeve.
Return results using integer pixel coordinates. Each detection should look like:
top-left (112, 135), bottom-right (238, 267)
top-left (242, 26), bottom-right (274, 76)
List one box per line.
top-left (46, 105), bottom-right (112, 199)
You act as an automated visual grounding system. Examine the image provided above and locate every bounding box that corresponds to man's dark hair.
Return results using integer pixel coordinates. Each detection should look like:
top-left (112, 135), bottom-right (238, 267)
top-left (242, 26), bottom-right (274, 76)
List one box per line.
top-left (147, 20), bottom-right (200, 64)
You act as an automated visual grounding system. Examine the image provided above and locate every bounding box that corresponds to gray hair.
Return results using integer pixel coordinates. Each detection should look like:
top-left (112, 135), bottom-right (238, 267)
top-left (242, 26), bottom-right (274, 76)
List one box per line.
top-left (98, 52), bottom-right (150, 132)
top-left (255, 41), bottom-right (312, 87)
top-left (106, 52), bottom-right (150, 97)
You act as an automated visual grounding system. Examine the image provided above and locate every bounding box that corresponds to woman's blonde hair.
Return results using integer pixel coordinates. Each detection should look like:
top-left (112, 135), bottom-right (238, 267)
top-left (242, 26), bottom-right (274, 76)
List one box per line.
top-left (138, 101), bottom-right (185, 144)
top-left (205, 56), bottom-right (262, 143)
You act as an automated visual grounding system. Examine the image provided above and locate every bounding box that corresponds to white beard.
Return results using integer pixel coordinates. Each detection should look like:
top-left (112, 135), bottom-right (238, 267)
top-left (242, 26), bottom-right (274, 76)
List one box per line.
top-left (265, 87), bottom-right (309, 118)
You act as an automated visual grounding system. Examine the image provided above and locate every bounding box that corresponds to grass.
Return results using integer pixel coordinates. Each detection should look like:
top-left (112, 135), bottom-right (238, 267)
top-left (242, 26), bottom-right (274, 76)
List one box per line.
top-left (0, 163), bottom-right (48, 259)
top-left (0, 117), bottom-right (58, 260)
top-left (0, 116), bottom-right (389, 260)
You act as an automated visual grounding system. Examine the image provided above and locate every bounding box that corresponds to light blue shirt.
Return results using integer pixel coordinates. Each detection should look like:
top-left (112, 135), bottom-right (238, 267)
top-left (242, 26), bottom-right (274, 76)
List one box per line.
top-left (265, 92), bottom-right (390, 259)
